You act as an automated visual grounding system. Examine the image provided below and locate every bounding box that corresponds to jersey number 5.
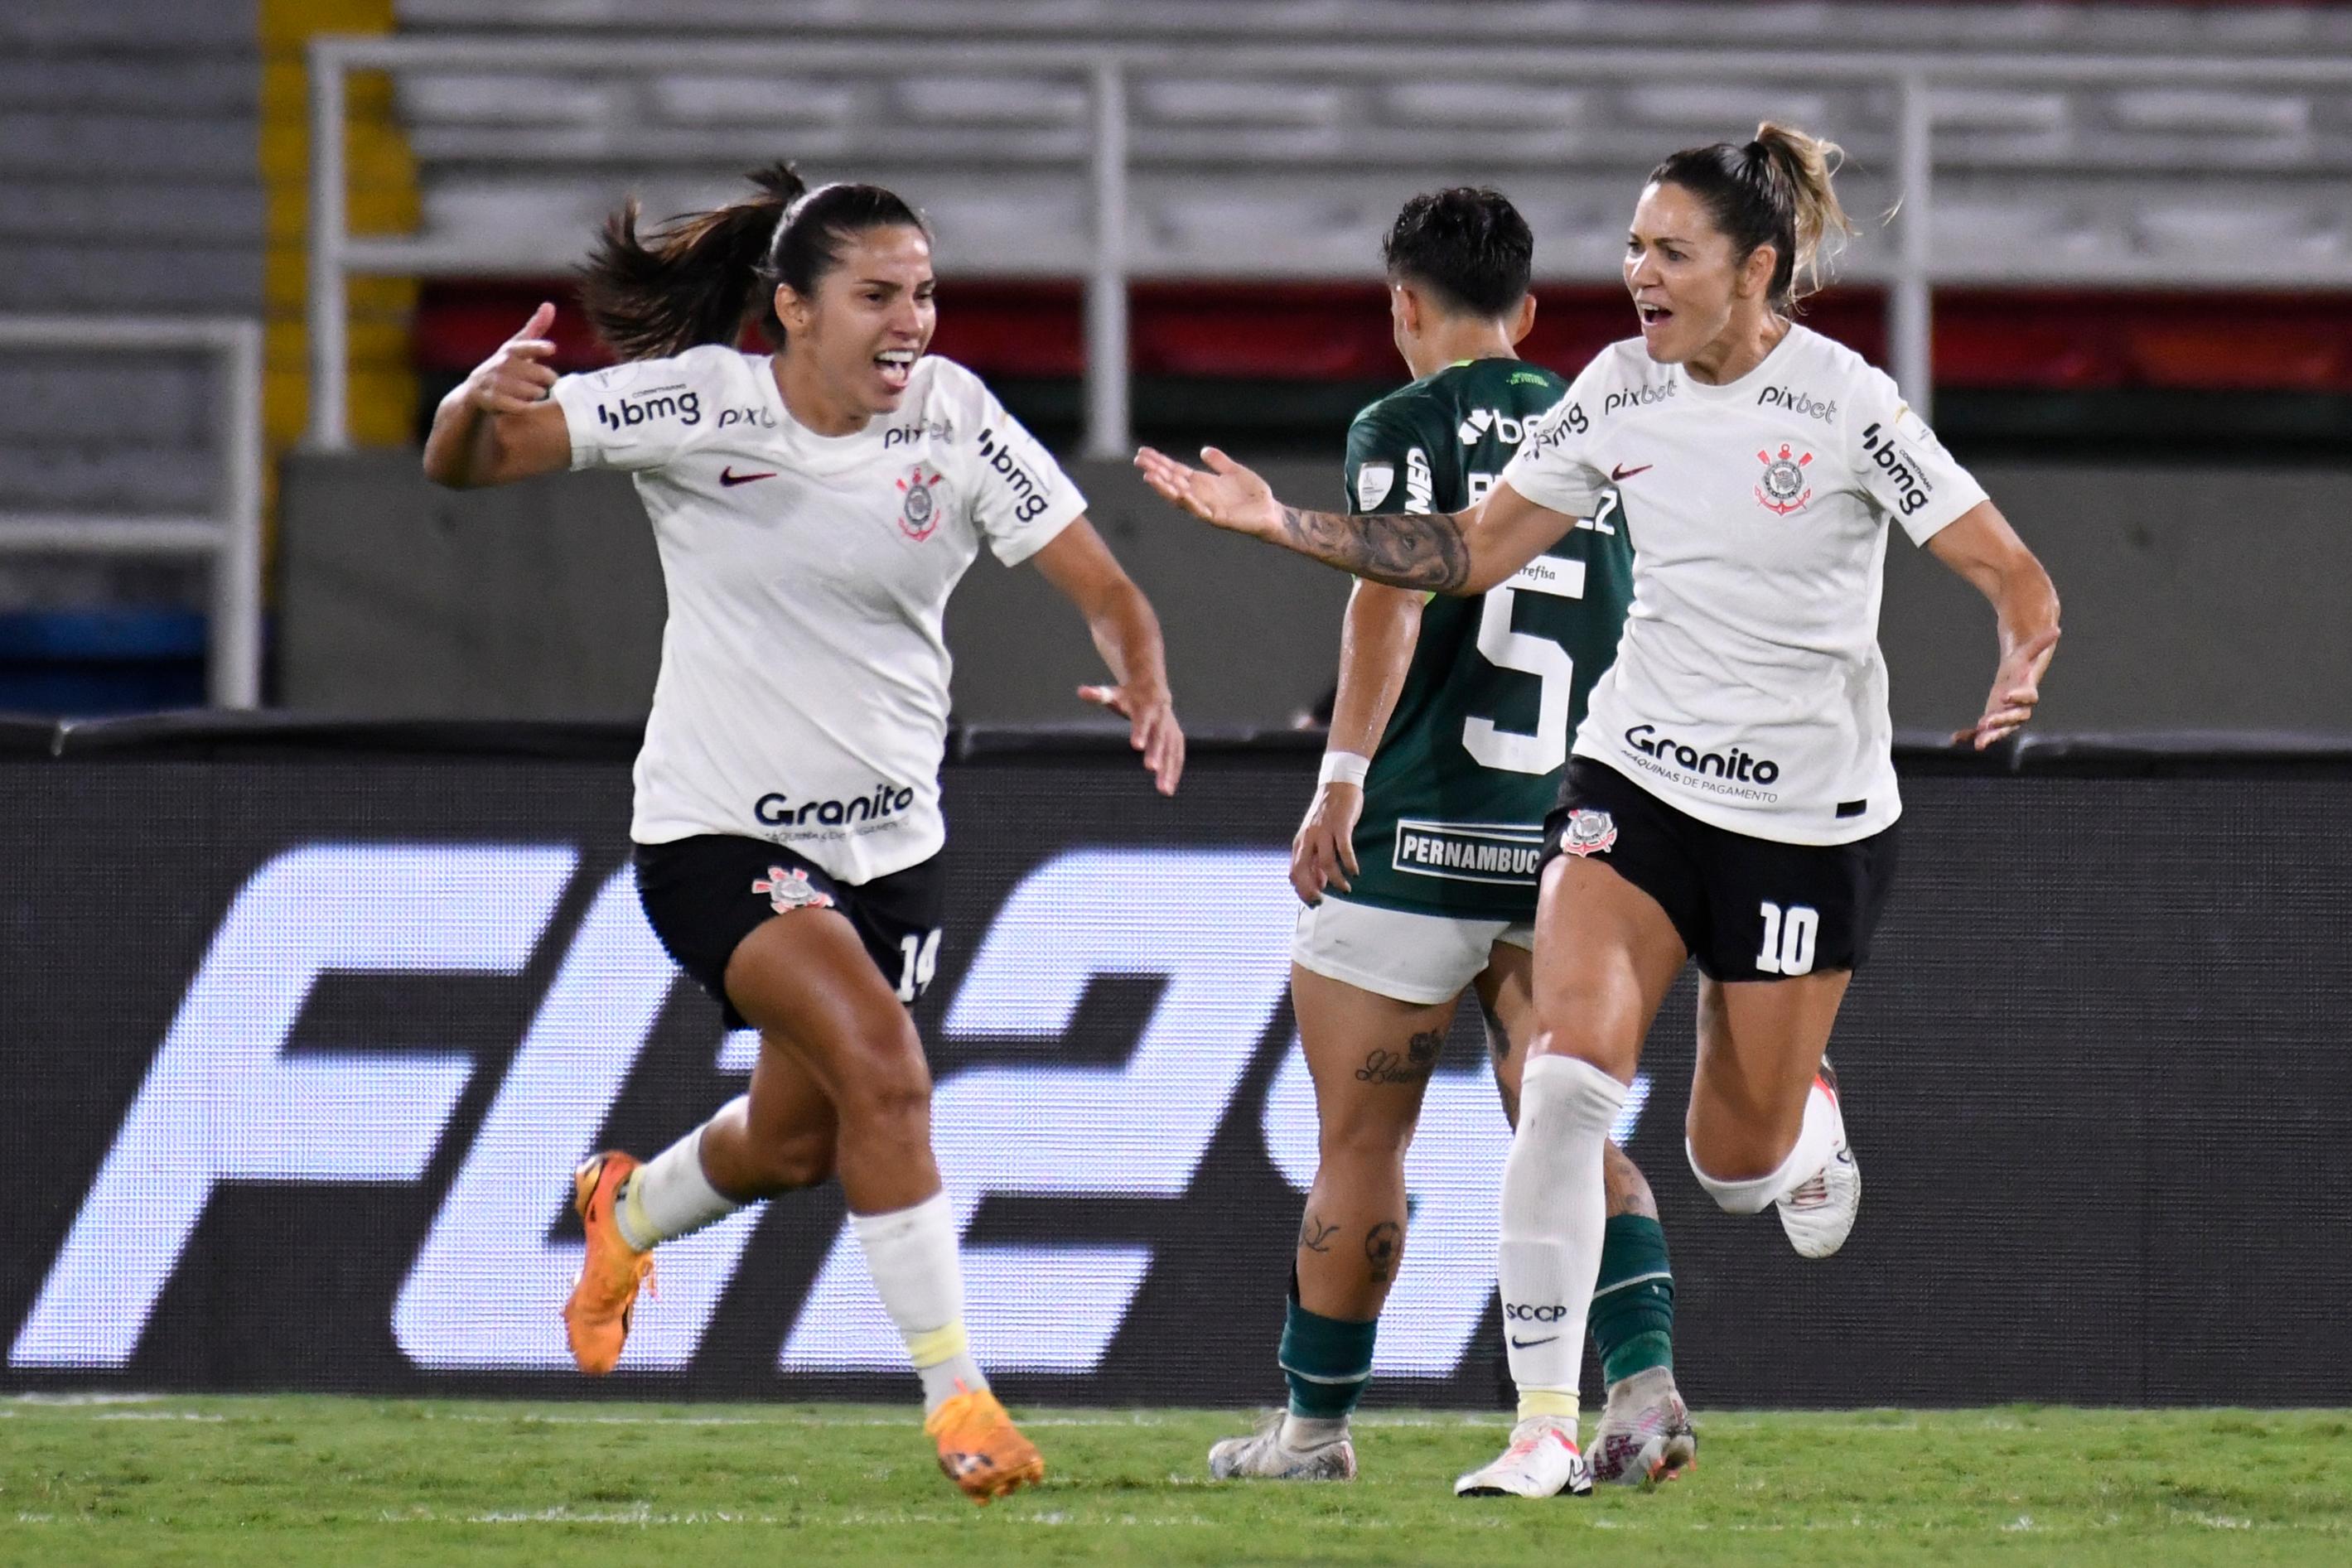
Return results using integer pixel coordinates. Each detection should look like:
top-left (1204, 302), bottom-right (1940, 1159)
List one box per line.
top-left (1462, 555), bottom-right (1587, 775)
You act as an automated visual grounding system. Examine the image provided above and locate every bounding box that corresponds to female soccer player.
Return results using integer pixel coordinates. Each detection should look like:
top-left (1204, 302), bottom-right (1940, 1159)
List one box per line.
top-left (424, 163), bottom-right (1185, 1504)
top-left (1208, 187), bottom-right (1690, 1493)
top-left (1139, 123), bottom-right (2059, 1498)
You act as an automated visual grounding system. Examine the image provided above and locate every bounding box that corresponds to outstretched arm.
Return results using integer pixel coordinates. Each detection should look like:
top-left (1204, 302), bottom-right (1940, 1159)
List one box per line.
top-left (1133, 446), bottom-right (1573, 596)
top-left (1027, 518), bottom-right (1185, 794)
top-left (1925, 500), bottom-right (2061, 749)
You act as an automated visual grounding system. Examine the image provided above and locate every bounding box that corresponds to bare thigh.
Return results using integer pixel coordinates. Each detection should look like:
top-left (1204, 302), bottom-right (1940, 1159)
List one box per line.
top-left (1477, 938), bottom-right (1659, 1219)
top-left (721, 907), bottom-right (939, 1213)
top-left (1526, 854), bottom-right (1688, 1083)
top-left (1687, 969), bottom-right (1851, 1180)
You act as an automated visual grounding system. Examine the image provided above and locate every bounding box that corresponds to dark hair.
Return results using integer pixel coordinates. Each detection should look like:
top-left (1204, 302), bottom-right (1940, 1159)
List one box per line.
top-left (1648, 122), bottom-right (1857, 309)
top-left (1380, 186), bottom-right (1534, 320)
top-left (577, 162), bottom-right (929, 361)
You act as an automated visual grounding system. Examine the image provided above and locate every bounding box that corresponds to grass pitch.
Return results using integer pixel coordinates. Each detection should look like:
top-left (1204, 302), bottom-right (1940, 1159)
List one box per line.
top-left (4, 1397), bottom-right (2349, 1566)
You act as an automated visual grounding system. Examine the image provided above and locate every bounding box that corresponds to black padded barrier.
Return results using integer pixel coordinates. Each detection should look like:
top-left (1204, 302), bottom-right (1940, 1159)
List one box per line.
top-left (2, 721), bottom-right (2347, 1408)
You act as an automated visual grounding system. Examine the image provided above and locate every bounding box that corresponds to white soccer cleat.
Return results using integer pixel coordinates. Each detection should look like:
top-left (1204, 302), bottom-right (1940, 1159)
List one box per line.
top-left (1453, 1416), bottom-right (1592, 1498)
top-left (1207, 1416), bottom-right (1357, 1481)
top-left (1589, 1365), bottom-right (1698, 1486)
top-left (1775, 1057), bottom-right (1861, 1259)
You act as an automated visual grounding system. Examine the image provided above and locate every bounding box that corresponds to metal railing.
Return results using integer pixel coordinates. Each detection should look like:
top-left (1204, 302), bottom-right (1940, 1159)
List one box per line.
top-left (0, 318), bottom-right (265, 709)
top-left (308, 36), bottom-right (2352, 457)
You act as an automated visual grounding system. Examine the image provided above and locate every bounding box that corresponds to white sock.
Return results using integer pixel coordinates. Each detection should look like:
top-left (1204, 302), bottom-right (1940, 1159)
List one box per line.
top-left (851, 1189), bottom-right (986, 1412)
top-left (1280, 1412), bottom-right (1349, 1450)
top-left (616, 1108), bottom-right (743, 1252)
top-left (1684, 1077), bottom-right (1842, 1215)
top-left (1497, 1055), bottom-right (1625, 1426)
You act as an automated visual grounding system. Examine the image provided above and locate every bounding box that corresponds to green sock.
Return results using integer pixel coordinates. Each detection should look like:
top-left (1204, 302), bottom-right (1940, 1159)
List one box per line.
top-left (1279, 1292), bottom-right (1378, 1420)
top-left (1590, 1213), bottom-right (1675, 1387)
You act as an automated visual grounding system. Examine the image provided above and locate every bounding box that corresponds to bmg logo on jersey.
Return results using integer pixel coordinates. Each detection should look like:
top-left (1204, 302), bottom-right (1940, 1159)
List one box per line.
top-left (596, 384), bottom-right (702, 430)
top-left (973, 427), bottom-right (1051, 523)
top-left (1861, 422), bottom-right (1935, 516)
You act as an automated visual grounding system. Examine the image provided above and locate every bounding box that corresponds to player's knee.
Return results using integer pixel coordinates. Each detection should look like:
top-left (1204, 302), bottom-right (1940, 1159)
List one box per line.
top-left (1316, 1099), bottom-right (1417, 1168)
top-left (829, 1016), bottom-right (932, 1131)
top-left (756, 1127), bottom-right (836, 1190)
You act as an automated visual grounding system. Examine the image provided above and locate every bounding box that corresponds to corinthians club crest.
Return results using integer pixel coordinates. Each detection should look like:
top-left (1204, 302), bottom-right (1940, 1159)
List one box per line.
top-left (896, 464), bottom-right (945, 541)
top-left (1754, 442), bottom-right (1815, 516)
top-left (1558, 808), bottom-right (1618, 857)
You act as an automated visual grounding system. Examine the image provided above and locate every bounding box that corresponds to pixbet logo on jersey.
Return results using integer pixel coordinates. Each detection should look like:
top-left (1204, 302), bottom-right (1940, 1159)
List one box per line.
top-left (7, 842), bottom-right (1652, 1382)
top-left (1757, 385), bottom-right (1838, 422)
top-left (596, 385), bottom-right (703, 429)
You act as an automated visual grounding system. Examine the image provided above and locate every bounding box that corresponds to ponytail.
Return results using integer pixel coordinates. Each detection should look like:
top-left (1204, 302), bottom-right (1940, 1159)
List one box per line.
top-left (1649, 121), bottom-right (1857, 310)
top-left (578, 162), bottom-right (930, 361)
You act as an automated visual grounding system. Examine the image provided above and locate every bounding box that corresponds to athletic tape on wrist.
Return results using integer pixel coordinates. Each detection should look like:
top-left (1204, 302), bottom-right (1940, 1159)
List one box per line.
top-left (1318, 751), bottom-right (1371, 789)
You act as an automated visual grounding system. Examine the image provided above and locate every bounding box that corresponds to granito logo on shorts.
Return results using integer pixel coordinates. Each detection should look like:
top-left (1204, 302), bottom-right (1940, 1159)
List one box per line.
top-left (1623, 724), bottom-right (1783, 803)
top-left (754, 783), bottom-right (918, 835)
top-left (1558, 809), bottom-right (1617, 857)
top-left (1392, 819), bottom-right (1547, 885)
top-left (751, 866), bottom-right (834, 914)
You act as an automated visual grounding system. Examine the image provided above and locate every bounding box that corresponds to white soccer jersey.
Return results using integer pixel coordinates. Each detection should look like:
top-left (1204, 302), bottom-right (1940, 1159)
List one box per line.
top-left (551, 347), bottom-right (1084, 880)
top-left (1500, 324), bottom-right (1987, 845)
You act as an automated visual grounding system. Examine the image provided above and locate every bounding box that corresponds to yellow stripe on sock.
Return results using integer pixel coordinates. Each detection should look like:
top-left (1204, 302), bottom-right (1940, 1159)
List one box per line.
top-left (1516, 1390), bottom-right (1580, 1423)
top-left (907, 1321), bottom-right (970, 1369)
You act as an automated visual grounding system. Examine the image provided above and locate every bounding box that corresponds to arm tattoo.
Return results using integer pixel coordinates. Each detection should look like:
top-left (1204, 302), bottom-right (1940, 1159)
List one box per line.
top-left (1277, 505), bottom-right (1471, 593)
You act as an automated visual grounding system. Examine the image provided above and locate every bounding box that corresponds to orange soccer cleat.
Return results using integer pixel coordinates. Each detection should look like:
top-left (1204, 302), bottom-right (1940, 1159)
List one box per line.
top-left (924, 1384), bottom-right (1046, 1505)
top-left (562, 1151), bottom-right (654, 1375)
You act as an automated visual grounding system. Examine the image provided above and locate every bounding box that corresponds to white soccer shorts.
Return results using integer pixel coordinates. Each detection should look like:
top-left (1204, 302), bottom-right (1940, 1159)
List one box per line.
top-left (1290, 895), bottom-right (1533, 1006)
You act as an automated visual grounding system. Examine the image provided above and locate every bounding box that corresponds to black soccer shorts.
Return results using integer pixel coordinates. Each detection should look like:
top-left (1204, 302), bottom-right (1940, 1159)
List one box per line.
top-left (1542, 758), bottom-right (1898, 982)
top-left (633, 835), bottom-right (947, 1028)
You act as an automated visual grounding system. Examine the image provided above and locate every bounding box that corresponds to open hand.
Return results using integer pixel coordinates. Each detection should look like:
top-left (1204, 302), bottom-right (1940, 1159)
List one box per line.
top-left (467, 302), bottom-right (560, 416)
top-left (1133, 446), bottom-right (1284, 538)
top-left (1079, 683), bottom-right (1184, 795)
top-left (1958, 625), bottom-right (2059, 750)
top-left (1290, 782), bottom-right (1363, 904)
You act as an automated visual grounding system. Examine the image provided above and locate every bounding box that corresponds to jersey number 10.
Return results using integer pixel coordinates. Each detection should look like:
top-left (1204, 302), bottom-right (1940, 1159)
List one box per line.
top-left (1462, 552), bottom-right (1587, 775)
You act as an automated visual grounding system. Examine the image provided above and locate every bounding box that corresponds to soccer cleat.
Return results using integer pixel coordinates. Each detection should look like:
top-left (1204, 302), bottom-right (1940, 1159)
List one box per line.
top-left (925, 1385), bottom-right (1046, 1504)
top-left (562, 1151), bottom-right (654, 1375)
top-left (1453, 1416), bottom-right (1592, 1498)
top-left (1775, 1056), bottom-right (1861, 1260)
top-left (1207, 1415), bottom-right (1359, 1481)
top-left (1589, 1365), bottom-right (1698, 1486)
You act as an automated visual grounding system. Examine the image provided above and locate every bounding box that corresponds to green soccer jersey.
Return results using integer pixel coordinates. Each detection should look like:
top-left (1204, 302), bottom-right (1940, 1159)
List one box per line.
top-left (1331, 357), bottom-right (1635, 922)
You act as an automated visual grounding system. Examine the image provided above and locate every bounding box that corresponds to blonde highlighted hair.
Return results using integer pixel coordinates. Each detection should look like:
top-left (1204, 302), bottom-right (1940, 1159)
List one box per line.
top-left (1649, 120), bottom-right (1859, 308)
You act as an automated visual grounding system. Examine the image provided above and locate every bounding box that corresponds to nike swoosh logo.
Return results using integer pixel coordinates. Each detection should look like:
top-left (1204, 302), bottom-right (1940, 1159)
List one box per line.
top-left (1610, 463), bottom-right (1652, 480)
top-left (1509, 1334), bottom-right (1559, 1348)
top-left (719, 467), bottom-right (777, 487)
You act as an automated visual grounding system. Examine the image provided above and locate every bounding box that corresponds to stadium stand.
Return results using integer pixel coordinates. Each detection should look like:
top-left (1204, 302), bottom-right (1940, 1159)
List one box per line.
top-left (355, 0), bottom-right (2352, 448)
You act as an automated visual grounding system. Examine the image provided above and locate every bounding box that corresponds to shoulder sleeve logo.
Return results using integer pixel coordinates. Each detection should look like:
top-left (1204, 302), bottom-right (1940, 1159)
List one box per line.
top-left (1355, 461), bottom-right (1395, 510)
